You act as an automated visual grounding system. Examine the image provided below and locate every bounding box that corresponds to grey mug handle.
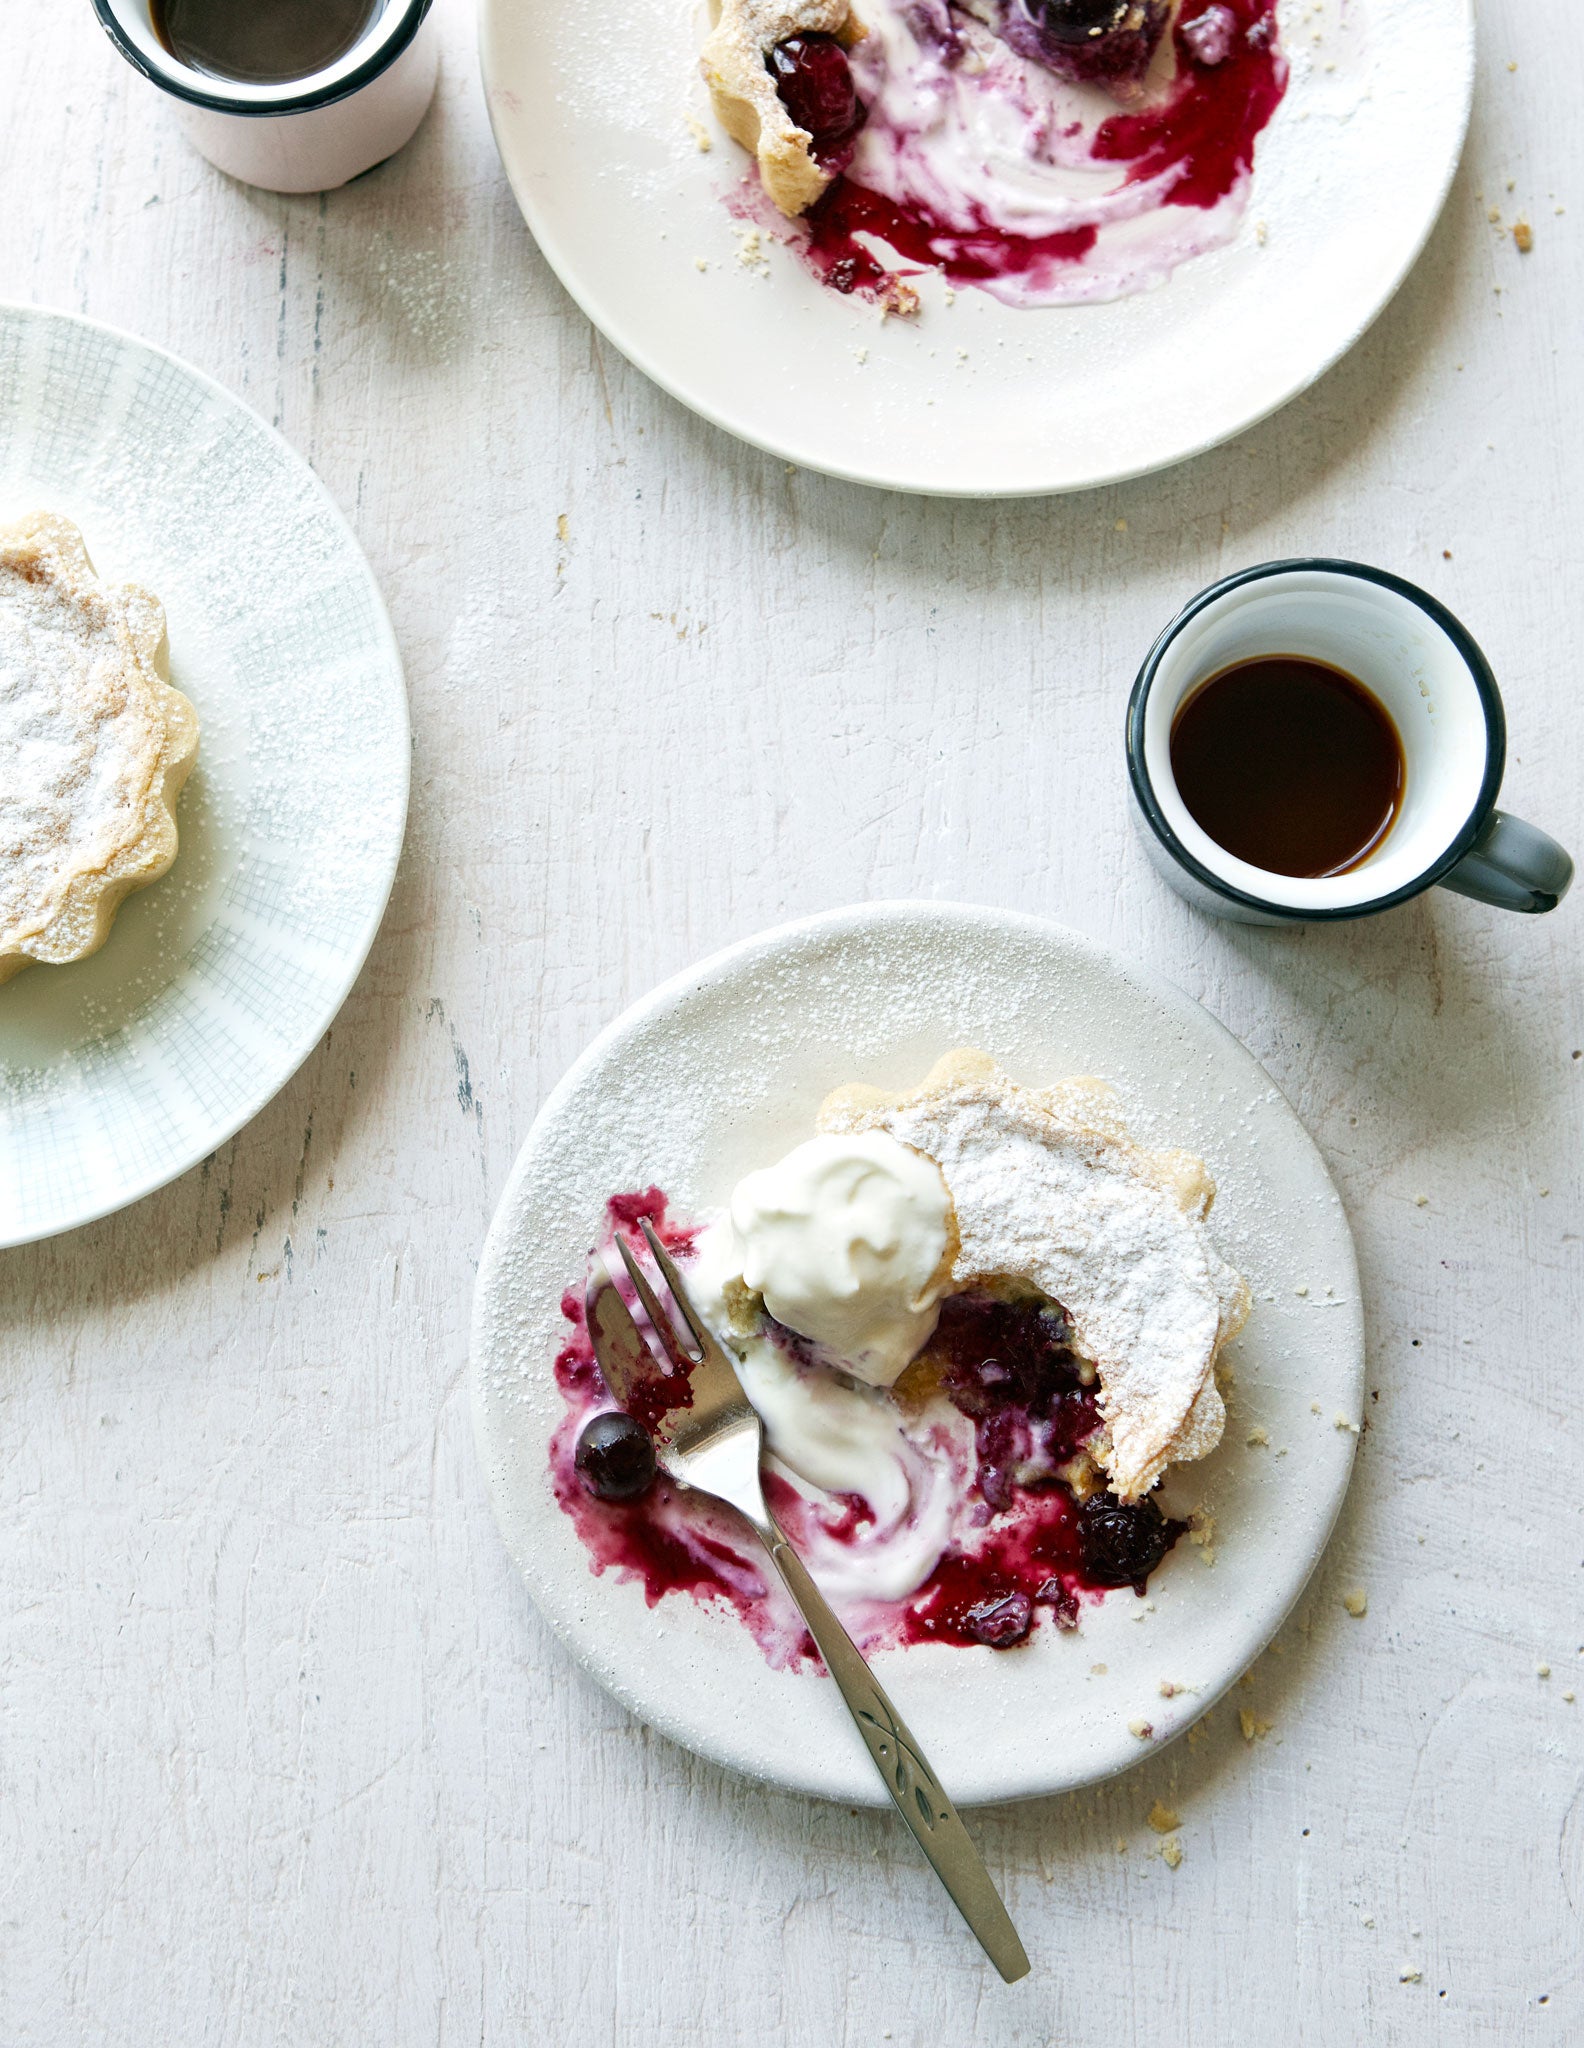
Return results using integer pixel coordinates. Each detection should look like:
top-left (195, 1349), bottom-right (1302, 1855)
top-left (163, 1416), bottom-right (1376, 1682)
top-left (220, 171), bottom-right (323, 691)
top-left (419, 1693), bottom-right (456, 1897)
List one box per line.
top-left (1438, 810), bottom-right (1574, 914)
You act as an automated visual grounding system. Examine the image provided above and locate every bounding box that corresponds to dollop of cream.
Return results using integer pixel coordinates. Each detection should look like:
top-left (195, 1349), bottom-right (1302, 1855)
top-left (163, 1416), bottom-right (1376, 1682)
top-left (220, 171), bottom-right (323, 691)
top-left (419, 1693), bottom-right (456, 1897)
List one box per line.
top-left (686, 1216), bottom-right (967, 1603)
top-left (729, 1131), bottom-right (951, 1387)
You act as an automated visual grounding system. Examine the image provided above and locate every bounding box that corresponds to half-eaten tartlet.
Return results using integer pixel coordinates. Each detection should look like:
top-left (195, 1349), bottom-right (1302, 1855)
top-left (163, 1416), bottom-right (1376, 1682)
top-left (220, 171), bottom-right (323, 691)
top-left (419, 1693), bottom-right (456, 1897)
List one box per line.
top-left (695, 0), bottom-right (1287, 310)
top-left (701, 0), bottom-right (868, 217)
top-left (551, 1049), bottom-right (1250, 1664)
top-left (0, 512), bottom-right (198, 985)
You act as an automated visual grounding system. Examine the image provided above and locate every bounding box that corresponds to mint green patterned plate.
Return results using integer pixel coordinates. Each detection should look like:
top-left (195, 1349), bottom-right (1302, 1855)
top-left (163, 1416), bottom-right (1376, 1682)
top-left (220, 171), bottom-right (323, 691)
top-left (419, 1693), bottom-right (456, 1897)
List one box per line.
top-left (0, 305), bottom-right (409, 1247)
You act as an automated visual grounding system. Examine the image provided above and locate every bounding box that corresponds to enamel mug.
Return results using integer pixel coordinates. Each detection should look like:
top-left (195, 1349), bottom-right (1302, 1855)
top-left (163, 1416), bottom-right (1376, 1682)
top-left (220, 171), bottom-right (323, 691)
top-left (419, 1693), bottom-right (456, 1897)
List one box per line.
top-left (92, 0), bottom-right (437, 194)
top-left (1127, 560), bottom-right (1574, 925)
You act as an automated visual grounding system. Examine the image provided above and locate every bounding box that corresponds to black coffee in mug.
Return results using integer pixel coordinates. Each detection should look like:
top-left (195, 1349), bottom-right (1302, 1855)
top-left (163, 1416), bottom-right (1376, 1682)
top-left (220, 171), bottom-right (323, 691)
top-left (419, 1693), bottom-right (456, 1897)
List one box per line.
top-left (1169, 655), bottom-right (1405, 880)
top-left (150, 0), bottom-right (385, 85)
top-left (1130, 561), bottom-right (1572, 923)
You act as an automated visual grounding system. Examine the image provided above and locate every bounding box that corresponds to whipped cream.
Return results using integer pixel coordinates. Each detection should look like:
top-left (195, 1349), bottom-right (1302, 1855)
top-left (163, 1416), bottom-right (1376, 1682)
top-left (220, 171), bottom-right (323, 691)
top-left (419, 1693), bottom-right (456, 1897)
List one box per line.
top-left (729, 1130), bottom-right (951, 1387)
top-left (687, 1214), bottom-right (965, 1602)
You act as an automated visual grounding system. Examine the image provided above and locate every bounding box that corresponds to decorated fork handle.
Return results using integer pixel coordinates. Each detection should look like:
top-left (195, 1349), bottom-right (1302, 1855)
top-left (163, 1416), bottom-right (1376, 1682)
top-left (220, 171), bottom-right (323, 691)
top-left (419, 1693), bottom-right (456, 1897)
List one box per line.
top-left (765, 1525), bottom-right (1031, 1983)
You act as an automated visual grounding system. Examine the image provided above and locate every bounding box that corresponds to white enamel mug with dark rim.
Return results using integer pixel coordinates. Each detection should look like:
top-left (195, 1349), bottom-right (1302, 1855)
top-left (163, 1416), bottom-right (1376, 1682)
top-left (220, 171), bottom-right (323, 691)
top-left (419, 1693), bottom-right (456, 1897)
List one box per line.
top-left (92, 0), bottom-right (437, 194)
top-left (1127, 560), bottom-right (1575, 926)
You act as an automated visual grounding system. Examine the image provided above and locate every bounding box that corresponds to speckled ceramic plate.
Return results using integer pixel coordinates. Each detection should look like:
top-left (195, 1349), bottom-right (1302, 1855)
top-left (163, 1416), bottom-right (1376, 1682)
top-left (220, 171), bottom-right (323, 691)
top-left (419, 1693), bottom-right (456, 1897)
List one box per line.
top-left (471, 901), bottom-right (1363, 1806)
top-left (0, 305), bottom-right (409, 1248)
top-left (478, 0), bottom-right (1473, 496)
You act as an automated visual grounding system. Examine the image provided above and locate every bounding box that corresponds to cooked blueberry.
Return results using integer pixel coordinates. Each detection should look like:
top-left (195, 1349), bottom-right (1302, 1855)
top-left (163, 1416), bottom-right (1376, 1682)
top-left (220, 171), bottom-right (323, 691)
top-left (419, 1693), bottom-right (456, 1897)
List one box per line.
top-left (963, 1589), bottom-right (1033, 1648)
top-left (1025, 0), bottom-right (1135, 45)
top-left (1036, 1576), bottom-right (1081, 1630)
top-left (766, 34), bottom-right (865, 163)
top-left (1180, 3), bottom-right (1237, 64)
top-left (978, 0), bottom-right (1170, 94)
top-left (1077, 1492), bottom-right (1171, 1588)
top-left (574, 1411), bottom-right (657, 1501)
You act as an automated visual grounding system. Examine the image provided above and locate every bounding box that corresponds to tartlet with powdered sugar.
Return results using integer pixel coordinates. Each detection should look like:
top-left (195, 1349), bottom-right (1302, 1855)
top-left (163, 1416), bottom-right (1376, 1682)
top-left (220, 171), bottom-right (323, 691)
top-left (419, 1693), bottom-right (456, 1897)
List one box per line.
top-left (551, 1046), bottom-right (1250, 1662)
top-left (0, 512), bottom-right (198, 985)
top-left (820, 1047), bottom-right (1249, 1502)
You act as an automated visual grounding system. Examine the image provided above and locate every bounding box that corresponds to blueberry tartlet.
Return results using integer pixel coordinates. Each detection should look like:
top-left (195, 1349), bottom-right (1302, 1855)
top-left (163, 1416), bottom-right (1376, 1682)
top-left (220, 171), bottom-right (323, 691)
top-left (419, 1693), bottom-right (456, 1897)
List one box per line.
top-left (550, 1051), bottom-right (1249, 1664)
top-left (701, 0), bottom-right (868, 217)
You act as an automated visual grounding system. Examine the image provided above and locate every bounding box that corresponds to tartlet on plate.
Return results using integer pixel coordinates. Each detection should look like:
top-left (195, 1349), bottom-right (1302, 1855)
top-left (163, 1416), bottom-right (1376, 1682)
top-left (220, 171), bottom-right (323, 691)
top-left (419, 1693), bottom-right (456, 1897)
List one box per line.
top-left (701, 0), bottom-right (868, 216)
top-left (0, 511), bottom-right (198, 985)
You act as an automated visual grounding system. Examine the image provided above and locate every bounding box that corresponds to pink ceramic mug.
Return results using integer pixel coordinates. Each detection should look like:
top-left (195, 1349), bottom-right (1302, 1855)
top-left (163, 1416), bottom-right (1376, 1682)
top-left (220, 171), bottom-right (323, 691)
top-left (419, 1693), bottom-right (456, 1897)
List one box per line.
top-left (92, 0), bottom-right (437, 194)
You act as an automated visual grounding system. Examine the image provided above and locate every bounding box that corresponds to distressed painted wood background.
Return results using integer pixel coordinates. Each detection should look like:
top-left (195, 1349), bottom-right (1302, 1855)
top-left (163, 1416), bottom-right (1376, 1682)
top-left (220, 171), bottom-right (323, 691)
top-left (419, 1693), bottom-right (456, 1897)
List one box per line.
top-left (1, 1), bottom-right (1580, 2042)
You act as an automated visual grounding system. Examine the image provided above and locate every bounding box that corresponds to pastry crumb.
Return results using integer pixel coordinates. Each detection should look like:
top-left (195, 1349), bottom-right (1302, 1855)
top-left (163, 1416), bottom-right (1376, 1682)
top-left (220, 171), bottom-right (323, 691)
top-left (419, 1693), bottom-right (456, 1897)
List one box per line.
top-left (1187, 1508), bottom-right (1216, 1566)
top-left (735, 226), bottom-right (771, 275)
top-left (1537, 1663), bottom-right (1551, 1679)
top-left (1128, 1718), bottom-right (1154, 1740)
top-left (880, 278), bottom-right (921, 319)
top-left (1343, 1588), bottom-right (1368, 1618)
top-left (1400, 1970), bottom-right (1423, 1984)
top-left (1246, 1425), bottom-right (1269, 1448)
top-left (1147, 1801), bottom-right (1180, 1834)
top-left (684, 112), bottom-right (713, 152)
top-left (1160, 1836), bottom-right (1183, 1869)
top-left (1090, 1662), bottom-right (1108, 1676)
top-left (694, 257), bottom-right (709, 272)
top-left (1158, 1679), bottom-right (1180, 1699)
top-left (1335, 1413), bottom-right (1359, 1434)
top-left (1238, 1707), bottom-right (1273, 1743)
top-left (1514, 220), bottom-right (1534, 252)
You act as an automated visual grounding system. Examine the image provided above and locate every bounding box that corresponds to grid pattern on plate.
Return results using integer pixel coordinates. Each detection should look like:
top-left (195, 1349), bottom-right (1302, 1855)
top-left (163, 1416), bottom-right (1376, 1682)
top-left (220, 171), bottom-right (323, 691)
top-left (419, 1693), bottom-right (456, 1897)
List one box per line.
top-left (0, 305), bottom-right (409, 1246)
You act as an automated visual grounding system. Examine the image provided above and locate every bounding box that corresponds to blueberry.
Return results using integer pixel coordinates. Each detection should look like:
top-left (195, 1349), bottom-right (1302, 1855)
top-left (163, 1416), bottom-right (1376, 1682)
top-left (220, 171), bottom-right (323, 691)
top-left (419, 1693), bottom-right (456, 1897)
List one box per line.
top-left (963, 1590), bottom-right (1034, 1648)
top-left (1036, 1577), bottom-right (1081, 1630)
top-left (766, 34), bottom-right (865, 163)
top-left (1027, 0), bottom-right (1132, 45)
top-left (574, 1411), bottom-right (657, 1502)
top-left (1077, 1492), bottom-right (1171, 1588)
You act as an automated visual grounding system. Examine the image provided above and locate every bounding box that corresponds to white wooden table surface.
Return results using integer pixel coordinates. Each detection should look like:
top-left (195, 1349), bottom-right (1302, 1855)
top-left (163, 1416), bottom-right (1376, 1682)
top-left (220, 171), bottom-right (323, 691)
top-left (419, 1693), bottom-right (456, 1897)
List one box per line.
top-left (2, 2), bottom-right (1581, 2041)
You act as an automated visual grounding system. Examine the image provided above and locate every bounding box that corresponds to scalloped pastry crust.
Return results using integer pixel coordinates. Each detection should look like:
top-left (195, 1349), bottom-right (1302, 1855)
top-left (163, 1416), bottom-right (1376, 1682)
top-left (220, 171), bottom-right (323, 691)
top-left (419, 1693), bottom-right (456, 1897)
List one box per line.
top-left (819, 1048), bottom-right (1251, 1501)
top-left (701, 0), bottom-right (865, 217)
top-left (0, 513), bottom-right (198, 985)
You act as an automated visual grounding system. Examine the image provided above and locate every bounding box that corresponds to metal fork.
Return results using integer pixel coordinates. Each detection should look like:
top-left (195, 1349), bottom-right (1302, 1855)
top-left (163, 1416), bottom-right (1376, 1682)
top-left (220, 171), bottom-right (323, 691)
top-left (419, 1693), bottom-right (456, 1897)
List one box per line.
top-left (585, 1217), bottom-right (1030, 1984)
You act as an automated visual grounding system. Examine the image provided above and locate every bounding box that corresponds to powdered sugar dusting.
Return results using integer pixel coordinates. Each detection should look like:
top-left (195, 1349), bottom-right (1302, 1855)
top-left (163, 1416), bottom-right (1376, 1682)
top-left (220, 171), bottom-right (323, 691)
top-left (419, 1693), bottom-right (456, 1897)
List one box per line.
top-left (0, 512), bottom-right (187, 964)
top-left (820, 1051), bottom-right (1250, 1499)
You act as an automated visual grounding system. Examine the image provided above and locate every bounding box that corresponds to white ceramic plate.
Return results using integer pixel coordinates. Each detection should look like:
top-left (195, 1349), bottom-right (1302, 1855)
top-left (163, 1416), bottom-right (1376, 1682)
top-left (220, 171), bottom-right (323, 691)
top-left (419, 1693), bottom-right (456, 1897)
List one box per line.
top-left (479, 0), bottom-right (1473, 497)
top-left (472, 902), bottom-right (1363, 1806)
top-left (0, 305), bottom-right (409, 1248)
